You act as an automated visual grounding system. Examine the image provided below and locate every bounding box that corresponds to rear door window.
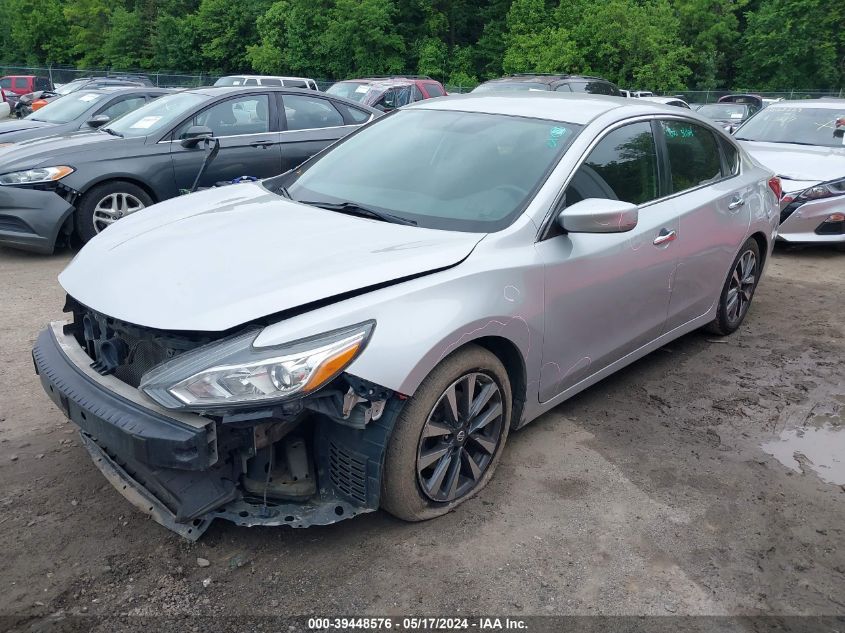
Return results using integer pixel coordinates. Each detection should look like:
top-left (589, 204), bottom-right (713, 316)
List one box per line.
top-left (261, 78), bottom-right (282, 86)
top-left (13, 77), bottom-right (29, 90)
top-left (660, 121), bottom-right (723, 192)
top-left (98, 96), bottom-right (147, 121)
top-left (282, 95), bottom-right (344, 130)
top-left (565, 122), bottom-right (659, 205)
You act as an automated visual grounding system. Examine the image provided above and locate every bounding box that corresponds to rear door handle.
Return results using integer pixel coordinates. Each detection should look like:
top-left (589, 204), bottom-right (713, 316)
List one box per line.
top-left (728, 197), bottom-right (745, 210)
top-left (249, 140), bottom-right (273, 148)
top-left (653, 229), bottom-right (677, 246)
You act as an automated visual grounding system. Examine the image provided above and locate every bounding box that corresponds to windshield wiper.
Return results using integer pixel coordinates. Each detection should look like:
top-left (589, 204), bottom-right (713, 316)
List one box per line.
top-left (101, 127), bottom-right (123, 138)
top-left (299, 200), bottom-right (417, 226)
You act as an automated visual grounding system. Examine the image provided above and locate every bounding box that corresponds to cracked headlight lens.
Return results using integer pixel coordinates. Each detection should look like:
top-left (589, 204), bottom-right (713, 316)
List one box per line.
top-left (140, 322), bottom-right (374, 410)
top-left (0, 165), bottom-right (74, 185)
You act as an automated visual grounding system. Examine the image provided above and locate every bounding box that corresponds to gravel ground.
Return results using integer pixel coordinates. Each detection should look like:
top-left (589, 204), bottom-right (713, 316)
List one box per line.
top-left (0, 243), bottom-right (843, 629)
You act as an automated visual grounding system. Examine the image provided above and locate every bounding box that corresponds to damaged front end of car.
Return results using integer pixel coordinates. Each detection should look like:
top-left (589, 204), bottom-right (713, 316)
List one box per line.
top-left (32, 297), bottom-right (404, 540)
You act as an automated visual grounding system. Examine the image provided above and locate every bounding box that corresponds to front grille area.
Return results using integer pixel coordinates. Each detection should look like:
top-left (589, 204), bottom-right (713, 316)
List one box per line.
top-left (328, 441), bottom-right (368, 504)
top-left (66, 297), bottom-right (218, 388)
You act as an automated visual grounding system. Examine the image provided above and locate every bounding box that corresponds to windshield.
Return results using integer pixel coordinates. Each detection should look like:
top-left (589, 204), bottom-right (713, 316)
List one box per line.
top-left (282, 109), bottom-right (581, 232)
top-left (326, 82), bottom-right (370, 103)
top-left (105, 91), bottom-right (207, 138)
top-left (698, 104), bottom-right (748, 120)
top-left (214, 77), bottom-right (246, 86)
top-left (26, 92), bottom-right (104, 123)
top-left (472, 82), bottom-right (548, 93)
top-left (735, 106), bottom-right (845, 148)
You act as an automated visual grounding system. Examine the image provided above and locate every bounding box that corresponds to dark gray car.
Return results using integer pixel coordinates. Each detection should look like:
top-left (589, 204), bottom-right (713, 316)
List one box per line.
top-left (0, 87), bottom-right (172, 144)
top-left (0, 86), bottom-right (380, 253)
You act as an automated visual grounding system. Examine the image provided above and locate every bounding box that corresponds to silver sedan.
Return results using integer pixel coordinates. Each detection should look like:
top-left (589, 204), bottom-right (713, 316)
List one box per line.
top-left (34, 93), bottom-right (780, 538)
top-left (734, 99), bottom-right (845, 244)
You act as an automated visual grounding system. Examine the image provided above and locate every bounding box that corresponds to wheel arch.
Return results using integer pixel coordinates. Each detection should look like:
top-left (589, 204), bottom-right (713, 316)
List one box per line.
top-left (79, 175), bottom-right (159, 204)
top-left (748, 230), bottom-right (768, 269)
top-left (470, 336), bottom-right (528, 429)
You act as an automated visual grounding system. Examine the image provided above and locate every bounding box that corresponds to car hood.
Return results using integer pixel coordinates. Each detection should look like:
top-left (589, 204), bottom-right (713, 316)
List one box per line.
top-left (0, 119), bottom-right (53, 136)
top-left (60, 183), bottom-right (486, 331)
top-left (0, 130), bottom-right (130, 168)
top-left (740, 141), bottom-right (845, 191)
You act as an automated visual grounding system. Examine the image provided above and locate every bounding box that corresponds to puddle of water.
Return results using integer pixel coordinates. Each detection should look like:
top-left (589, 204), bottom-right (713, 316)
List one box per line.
top-left (761, 420), bottom-right (845, 485)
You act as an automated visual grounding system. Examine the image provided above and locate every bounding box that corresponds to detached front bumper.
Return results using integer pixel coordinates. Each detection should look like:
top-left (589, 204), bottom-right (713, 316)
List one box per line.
top-left (33, 322), bottom-right (392, 539)
top-left (0, 186), bottom-right (74, 254)
top-left (779, 195), bottom-right (845, 243)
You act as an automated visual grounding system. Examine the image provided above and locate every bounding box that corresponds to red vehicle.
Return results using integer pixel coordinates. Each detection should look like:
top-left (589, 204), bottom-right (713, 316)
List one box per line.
top-left (0, 75), bottom-right (52, 96)
top-left (326, 76), bottom-right (447, 110)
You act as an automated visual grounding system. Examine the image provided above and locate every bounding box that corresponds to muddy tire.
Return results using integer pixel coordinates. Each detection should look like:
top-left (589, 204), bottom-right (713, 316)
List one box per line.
top-left (74, 181), bottom-right (153, 244)
top-left (705, 237), bottom-right (761, 336)
top-left (381, 345), bottom-right (511, 522)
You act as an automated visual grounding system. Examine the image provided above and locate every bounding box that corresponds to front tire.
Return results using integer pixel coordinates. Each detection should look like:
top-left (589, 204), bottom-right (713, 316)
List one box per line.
top-left (705, 237), bottom-right (761, 336)
top-left (74, 181), bottom-right (152, 244)
top-left (381, 345), bottom-right (512, 521)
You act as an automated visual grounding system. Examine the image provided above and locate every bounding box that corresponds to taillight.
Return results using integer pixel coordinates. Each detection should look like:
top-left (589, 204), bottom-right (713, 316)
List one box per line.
top-left (768, 176), bottom-right (782, 200)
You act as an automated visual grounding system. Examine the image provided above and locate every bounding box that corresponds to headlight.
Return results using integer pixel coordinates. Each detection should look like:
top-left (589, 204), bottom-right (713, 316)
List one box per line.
top-left (797, 177), bottom-right (845, 201)
top-left (0, 165), bottom-right (74, 185)
top-left (140, 322), bottom-right (374, 411)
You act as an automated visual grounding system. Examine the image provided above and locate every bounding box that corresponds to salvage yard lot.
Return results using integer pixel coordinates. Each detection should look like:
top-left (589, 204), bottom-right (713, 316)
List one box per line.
top-left (0, 245), bottom-right (843, 622)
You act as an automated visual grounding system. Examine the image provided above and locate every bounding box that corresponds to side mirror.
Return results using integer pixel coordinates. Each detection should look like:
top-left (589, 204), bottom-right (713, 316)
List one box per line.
top-left (180, 125), bottom-right (214, 147)
top-left (86, 114), bottom-right (110, 128)
top-left (559, 198), bottom-right (639, 233)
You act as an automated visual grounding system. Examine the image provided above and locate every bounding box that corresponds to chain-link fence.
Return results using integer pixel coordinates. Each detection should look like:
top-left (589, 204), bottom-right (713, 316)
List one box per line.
top-left (659, 89), bottom-right (844, 103)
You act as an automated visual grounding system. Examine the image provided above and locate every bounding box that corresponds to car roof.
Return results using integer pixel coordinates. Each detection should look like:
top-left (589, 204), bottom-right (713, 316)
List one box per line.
top-left (221, 74), bottom-right (314, 81)
top-left (72, 86), bottom-right (173, 96)
top-left (481, 74), bottom-right (612, 86)
top-left (408, 92), bottom-right (628, 124)
top-left (409, 92), bottom-right (723, 127)
top-left (641, 96), bottom-right (687, 105)
top-left (187, 85), bottom-right (381, 112)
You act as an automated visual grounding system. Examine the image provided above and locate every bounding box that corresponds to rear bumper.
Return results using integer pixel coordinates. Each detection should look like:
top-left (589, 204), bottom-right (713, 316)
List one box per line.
top-left (0, 186), bottom-right (74, 253)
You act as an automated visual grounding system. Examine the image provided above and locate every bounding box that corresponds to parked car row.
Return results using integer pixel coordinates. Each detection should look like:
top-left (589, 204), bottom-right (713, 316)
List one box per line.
top-left (28, 90), bottom-right (781, 540)
top-left (0, 85), bottom-right (380, 252)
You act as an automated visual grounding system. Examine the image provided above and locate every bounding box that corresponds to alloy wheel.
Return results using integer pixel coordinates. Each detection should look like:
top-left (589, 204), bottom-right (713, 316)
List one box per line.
top-left (726, 249), bottom-right (757, 324)
top-left (93, 192), bottom-right (146, 233)
top-left (416, 372), bottom-right (504, 502)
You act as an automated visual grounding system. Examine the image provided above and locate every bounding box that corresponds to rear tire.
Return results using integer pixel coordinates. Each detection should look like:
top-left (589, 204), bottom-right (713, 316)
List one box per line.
top-left (381, 345), bottom-right (511, 521)
top-left (74, 181), bottom-right (152, 244)
top-left (705, 237), bottom-right (761, 336)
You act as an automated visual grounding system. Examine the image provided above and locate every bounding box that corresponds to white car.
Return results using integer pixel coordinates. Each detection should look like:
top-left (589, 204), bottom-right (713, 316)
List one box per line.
top-left (735, 99), bottom-right (845, 244)
top-left (214, 75), bottom-right (319, 90)
top-left (0, 89), bottom-right (10, 118)
top-left (640, 96), bottom-right (691, 109)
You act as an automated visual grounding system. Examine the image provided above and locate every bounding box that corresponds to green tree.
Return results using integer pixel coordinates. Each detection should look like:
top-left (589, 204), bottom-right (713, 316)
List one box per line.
top-left (7, 0), bottom-right (72, 65)
top-left (193, 0), bottom-right (271, 73)
top-left (102, 7), bottom-right (148, 69)
top-left (320, 0), bottom-right (405, 78)
top-left (672, 0), bottom-right (745, 90)
top-left (738, 0), bottom-right (843, 90)
top-left (64, 0), bottom-right (112, 67)
top-left (502, 0), bottom-right (576, 74)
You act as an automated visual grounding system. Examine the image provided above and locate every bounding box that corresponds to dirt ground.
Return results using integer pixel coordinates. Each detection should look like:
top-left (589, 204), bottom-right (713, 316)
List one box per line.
top-left (0, 243), bottom-right (843, 629)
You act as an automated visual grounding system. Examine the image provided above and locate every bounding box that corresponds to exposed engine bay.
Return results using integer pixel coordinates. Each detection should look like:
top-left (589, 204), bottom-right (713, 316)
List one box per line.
top-left (32, 296), bottom-right (405, 540)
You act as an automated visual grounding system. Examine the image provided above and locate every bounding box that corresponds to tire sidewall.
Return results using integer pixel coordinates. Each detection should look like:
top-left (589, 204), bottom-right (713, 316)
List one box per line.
top-left (74, 181), bottom-right (153, 244)
top-left (381, 345), bottom-right (512, 522)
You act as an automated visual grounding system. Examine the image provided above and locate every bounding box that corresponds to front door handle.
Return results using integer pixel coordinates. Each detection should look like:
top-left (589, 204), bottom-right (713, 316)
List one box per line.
top-left (653, 229), bottom-right (677, 246)
top-left (728, 197), bottom-right (745, 210)
top-left (249, 140), bottom-right (273, 148)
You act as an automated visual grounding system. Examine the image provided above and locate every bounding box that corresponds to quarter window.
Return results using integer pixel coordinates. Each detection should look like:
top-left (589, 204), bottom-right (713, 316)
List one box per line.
top-left (282, 95), bottom-right (344, 130)
top-left (660, 121), bottom-right (722, 192)
top-left (719, 138), bottom-right (740, 176)
top-left (565, 122), bottom-right (659, 206)
top-left (424, 82), bottom-right (445, 97)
